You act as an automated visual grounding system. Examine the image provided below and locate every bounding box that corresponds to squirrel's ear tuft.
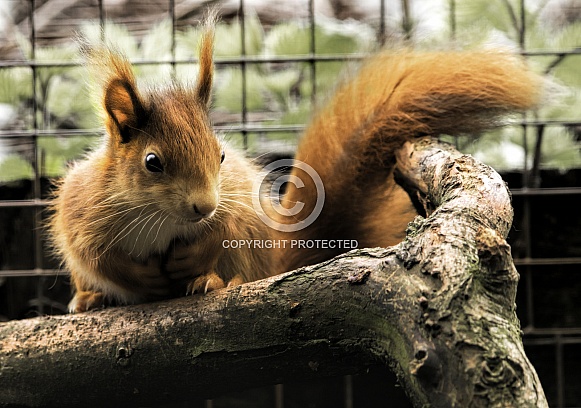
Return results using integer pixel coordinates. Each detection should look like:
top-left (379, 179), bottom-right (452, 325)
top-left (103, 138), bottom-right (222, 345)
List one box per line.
top-left (195, 13), bottom-right (216, 107)
top-left (104, 77), bottom-right (145, 143)
top-left (81, 42), bottom-right (146, 144)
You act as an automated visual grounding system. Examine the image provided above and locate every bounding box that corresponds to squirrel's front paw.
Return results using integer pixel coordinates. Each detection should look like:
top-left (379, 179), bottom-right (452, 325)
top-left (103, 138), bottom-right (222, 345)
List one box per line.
top-left (186, 272), bottom-right (225, 295)
top-left (227, 274), bottom-right (244, 287)
top-left (68, 290), bottom-right (105, 313)
top-left (133, 256), bottom-right (170, 298)
top-left (165, 242), bottom-right (205, 281)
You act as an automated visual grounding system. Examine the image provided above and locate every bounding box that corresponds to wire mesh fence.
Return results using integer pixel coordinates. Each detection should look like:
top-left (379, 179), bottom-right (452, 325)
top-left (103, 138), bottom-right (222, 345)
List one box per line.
top-left (0, 0), bottom-right (580, 406)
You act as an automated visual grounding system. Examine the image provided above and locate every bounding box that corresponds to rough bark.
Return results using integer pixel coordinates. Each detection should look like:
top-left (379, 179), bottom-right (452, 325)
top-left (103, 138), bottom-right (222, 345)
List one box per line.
top-left (0, 138), bottom-right (547, 408)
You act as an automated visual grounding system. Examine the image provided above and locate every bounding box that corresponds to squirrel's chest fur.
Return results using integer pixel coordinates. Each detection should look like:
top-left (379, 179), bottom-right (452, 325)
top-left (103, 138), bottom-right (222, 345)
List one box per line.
top-left (114, 208), bottom-right (198, 261)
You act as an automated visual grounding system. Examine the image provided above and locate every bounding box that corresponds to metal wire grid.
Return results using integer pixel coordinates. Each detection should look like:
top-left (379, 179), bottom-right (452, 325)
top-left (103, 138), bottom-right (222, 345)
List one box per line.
top-left (0, 0), bottom-right (580, 406)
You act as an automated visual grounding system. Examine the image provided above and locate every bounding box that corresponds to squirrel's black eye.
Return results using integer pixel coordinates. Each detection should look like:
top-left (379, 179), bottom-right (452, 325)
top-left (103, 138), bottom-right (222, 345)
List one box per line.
top-left (220, 150), bottom-right (225, 164)
top-left (145, 153), bottom-right (164, 173)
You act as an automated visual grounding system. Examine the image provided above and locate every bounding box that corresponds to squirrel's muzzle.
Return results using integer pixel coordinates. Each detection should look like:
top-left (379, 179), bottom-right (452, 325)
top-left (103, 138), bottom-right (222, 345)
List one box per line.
top-left (193, 202), bottom-right (216, 219)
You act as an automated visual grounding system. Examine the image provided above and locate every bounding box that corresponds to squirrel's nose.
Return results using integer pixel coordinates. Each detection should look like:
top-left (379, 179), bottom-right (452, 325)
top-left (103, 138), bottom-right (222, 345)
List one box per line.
top-left (193, 203), bottom-right (216, 218)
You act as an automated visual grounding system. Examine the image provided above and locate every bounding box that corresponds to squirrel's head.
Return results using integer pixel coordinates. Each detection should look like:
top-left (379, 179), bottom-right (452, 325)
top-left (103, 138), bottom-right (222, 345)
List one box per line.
top-left (92, 21), bottom-right (222, 224)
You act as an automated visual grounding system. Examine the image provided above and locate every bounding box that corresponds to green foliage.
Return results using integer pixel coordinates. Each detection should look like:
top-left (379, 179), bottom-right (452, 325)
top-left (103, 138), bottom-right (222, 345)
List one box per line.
top-left (456, 0), bottom-right (523, 41)
top-left (539, 127), bottom-right (581, 170)
top-left (214, 68), bottom-right (268, 112)
top-left (81, 21), bottom-right (139, 58)
top-left (38, 136), bottom-right (98, 178)
top-left (0, 5), bottom-right (579, 181)
top-left (450, 0), bottom-right (580, 170)
top-left (0, 32), bottom-right (97, 180)
top-left (176, 13), bottom-right (264, 59)
top-left (0, 154), bottom-right (33, 181)
top-left (456, 125), bottom-right (581, 171)
top-left (263, 69), bottom-right (301, 110)
top-left (0, 68), bottom-right (31, 105)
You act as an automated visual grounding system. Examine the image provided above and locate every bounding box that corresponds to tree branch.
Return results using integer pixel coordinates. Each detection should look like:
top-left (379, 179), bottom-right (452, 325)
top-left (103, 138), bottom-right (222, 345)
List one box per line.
top-left (0, 138), bottom-right (547, 408)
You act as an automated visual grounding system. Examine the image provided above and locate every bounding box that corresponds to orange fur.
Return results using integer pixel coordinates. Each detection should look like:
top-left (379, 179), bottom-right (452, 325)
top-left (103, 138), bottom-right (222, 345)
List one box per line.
top-left (278, 50), bottom-right (543, 271)
top-left (48, 20), bottom-right (544, 312)
top-left (195, 13), bottom-right (216, 107)
top-left (49, 23), bottom-right (275, 312)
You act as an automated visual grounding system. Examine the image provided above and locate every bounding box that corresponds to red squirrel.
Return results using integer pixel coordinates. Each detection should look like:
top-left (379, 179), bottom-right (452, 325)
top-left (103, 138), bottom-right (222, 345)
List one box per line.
top-left (50, 20), bottom-right (276, 312)
top-left (48, 18), bottom-right (543, 312)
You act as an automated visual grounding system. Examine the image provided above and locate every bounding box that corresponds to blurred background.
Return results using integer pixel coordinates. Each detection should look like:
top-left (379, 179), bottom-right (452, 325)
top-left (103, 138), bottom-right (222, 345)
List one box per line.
top-left (0, 0), bottom-right (579, 407)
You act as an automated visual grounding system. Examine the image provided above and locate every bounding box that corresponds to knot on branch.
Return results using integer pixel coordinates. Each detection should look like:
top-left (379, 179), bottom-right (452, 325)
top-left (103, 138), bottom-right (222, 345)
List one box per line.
top-left (116, 342), bottom-right (134, 367)
top-left (475, 227), bottom-right (519, 304)
top-left (410, 344), bottom-right (442, 388)
top-left (474, 355), bottom-right (525, 404)
top-left (480, 356), bottom-right (523, 388)
top-left (347, 267), bottom-right (372, 285)
top-left (476, 227), bottom-right (512, 270)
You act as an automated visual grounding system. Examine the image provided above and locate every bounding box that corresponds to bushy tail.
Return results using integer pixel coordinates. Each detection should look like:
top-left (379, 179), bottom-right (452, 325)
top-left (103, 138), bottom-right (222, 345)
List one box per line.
top-left (296, 50), bottom-right (543, 184)
top-left (278, 50), bottom-right (544, 270)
